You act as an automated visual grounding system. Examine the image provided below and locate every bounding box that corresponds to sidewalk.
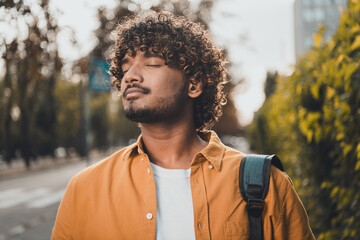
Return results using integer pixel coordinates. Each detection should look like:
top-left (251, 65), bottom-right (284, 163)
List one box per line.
top-left (0, 148), bottom-right (120, 180)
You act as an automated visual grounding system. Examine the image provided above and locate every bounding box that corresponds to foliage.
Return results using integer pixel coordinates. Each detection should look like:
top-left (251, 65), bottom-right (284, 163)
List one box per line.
top-left (0, 0), bottom-right (62, 167)
top-left (248, 1), bottom-right (360, 238)
top-left (54, 79), bottom-right (80, 150)
top-left (264, 71), bottom-right (278, 99)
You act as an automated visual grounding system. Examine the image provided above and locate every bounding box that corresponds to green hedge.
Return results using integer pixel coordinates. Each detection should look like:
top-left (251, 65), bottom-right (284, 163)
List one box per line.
top-left (248, 1), bottom-right (360, 239)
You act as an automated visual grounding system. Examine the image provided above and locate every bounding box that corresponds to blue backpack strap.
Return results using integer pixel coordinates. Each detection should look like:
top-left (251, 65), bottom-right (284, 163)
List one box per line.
top-left (239, 154), bottom-right (284, 240)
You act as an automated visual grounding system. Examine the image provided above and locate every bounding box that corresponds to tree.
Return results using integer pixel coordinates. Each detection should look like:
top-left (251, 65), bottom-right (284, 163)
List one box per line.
top-left (54, 78), bottom-right (81, 152)
top-left (264, 71), bottom-right (278, 99)
top-left (0, 0), bottom-right (62, 167)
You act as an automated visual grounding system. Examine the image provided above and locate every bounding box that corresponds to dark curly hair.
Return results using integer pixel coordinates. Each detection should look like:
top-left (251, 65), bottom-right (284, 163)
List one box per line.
top-left (108, 11), bottom-right (228, 132)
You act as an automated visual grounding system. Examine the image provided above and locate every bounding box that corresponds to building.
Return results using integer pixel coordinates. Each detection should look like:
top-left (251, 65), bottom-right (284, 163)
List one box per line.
top-left (294, 0), bottom-right (348, 59)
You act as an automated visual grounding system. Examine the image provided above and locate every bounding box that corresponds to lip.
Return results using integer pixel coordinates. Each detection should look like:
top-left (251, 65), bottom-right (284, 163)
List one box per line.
top-left (124, 88), bottom-right (146, 99)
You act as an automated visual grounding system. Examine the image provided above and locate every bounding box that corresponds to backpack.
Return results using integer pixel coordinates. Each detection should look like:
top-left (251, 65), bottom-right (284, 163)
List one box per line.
top-left (239, 154), bottom-right (285, 240)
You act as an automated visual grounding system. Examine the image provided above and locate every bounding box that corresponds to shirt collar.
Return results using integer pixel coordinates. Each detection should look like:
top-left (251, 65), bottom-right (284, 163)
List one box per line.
top-left (122, 130), bottom-right (226, 170)
top-left (122, 134), bottom-right (145, 161)
top-left (197, 131), bottom-right (226, 170)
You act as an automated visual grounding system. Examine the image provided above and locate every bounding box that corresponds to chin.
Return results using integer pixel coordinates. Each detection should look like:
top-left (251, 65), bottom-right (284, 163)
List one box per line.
top-left (124, 107), bottom-right (154, 123)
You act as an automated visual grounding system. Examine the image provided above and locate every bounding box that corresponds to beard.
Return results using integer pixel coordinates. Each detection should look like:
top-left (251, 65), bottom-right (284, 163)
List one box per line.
top-left (123, 84), bottom-right (187, 123)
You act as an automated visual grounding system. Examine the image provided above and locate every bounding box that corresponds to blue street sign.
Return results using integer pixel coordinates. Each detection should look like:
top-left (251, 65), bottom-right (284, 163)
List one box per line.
top-left (89, 59), bottom-right (111, 92)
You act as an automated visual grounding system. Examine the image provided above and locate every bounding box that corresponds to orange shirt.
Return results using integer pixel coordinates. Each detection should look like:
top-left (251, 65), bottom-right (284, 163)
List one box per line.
top-left (51, 131), bottom-right (315, 240)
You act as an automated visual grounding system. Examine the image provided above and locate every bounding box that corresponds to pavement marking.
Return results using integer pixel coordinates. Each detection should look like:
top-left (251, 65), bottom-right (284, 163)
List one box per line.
top-left (0, 209), bottom-right (57, 240)
top-left (8, 225), bottom-right (25, 236)
top-left (0, 189), bottom-right (23, 201)
top-left (27, 188), bottom-right (65, 208)
top-left (0, 188), bottom-right (50, 209)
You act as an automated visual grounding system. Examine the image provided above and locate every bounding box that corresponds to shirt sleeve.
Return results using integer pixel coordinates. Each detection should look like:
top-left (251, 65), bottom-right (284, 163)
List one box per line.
top-left (273, 172), bottom-right (315, 240)
top-left (51, 179), bottom-right (75, 240)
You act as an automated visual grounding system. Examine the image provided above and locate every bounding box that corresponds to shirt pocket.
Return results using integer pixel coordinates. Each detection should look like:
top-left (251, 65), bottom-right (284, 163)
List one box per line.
top-left (224, 220), bottom-right (249, 240)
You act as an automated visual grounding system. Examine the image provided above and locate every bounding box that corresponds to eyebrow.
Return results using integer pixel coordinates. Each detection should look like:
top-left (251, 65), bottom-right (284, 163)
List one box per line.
top-left (144, 51), bottom-right (164, 59)
top-left (120, 58), bottom-right (129, 66)
top-left (120, 51), bottom-right (164, 67)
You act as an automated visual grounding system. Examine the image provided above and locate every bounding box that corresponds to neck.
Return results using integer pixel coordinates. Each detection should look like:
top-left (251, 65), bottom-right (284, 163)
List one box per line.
top-left (140, 121), bottom-right (208, 169)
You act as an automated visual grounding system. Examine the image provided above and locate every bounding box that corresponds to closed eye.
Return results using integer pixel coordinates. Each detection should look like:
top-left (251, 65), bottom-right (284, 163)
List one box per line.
top-left (146, 65), bottom-right (161, 67)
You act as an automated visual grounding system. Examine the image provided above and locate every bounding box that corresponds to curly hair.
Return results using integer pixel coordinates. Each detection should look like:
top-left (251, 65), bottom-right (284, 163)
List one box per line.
top-left (108, 11), bottom-right (228, 132)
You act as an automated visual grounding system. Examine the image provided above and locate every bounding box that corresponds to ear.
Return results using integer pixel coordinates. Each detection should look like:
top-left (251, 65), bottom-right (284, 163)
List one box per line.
top-left (188, 80), bottom-right (204, 99)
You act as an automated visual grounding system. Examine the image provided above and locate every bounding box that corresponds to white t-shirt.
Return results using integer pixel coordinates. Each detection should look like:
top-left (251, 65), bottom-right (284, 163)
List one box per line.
top-left (150, 162), bottom-right (196, 240)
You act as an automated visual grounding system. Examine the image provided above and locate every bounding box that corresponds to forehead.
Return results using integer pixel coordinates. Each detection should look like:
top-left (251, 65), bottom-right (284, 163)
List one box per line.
top-left (122, 49), bottom-right (163, 60)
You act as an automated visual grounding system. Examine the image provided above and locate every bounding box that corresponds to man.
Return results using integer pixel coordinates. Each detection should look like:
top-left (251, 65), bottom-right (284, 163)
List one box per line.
top-left (52, 11), bottom-right (315, 240)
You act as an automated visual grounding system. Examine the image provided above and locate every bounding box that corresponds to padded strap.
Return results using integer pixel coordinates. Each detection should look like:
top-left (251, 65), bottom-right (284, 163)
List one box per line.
top-left (239, 154), bottom-right (284, 240)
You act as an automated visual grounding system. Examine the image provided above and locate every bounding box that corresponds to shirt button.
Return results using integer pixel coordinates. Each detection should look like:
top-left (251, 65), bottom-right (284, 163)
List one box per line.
top-left (146, 213), bottom-right (153, 219)
top-left (147, 167), bottom-right (151, 174)
top-left (140, 158), bottom-right (144, 161)
top-left (208, 164), bottom-right (214, 169)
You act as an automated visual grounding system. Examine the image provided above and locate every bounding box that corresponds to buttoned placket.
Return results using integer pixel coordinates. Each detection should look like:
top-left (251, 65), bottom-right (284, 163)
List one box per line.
top-left (190, 156), bottom-right (211, 240)
top-left (138, 153), bottom-right (157, 240)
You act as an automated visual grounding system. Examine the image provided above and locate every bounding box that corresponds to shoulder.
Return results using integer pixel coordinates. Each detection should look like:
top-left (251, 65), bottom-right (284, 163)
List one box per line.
top-left (268, 165), bottom-right (295, 200)
top-left (266, 163), bottom-right (294, 205)
top-left (270, 164), bottom-right (289, 183)
top-left (68, 144), bottom-right (135, 188)
top-left (222, 145), bottom-right (246, 162)
top-left (215, 145), bottom-right (245, 174)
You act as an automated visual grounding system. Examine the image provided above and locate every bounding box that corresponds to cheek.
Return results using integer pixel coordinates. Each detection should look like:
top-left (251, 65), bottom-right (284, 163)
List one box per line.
top-left (170, 73), bottom-right (187, 93)
top-left (120, 80), bottom-right (126, 94)
top-left (163, 72), bottom-right (186, 91)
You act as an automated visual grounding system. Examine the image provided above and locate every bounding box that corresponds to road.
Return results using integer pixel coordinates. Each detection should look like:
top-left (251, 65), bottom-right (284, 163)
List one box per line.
top-left (0, 157), bottom-right (105, 240)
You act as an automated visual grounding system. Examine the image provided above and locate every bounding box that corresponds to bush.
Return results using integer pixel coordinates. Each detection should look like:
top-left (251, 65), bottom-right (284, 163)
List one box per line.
top-left (248, 1), bottom-right (360, 238)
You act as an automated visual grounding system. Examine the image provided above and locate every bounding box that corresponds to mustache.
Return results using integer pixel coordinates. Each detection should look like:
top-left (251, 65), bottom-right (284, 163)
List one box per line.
top-left (123, 83), bottom-right (151, 96)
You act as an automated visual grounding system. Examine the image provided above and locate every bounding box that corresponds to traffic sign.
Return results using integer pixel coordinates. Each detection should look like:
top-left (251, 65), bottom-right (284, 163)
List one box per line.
top-left (89, 59), bottom-right (111, 92)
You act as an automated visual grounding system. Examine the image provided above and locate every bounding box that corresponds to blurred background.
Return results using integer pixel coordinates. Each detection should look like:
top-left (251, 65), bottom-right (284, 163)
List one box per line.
top-left (0, 0), bottom-right (359, 239)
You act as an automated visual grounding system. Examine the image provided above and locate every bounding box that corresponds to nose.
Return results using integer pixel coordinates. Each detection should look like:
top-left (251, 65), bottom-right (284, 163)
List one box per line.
top-left (123, 64), bottom-right (143, 84)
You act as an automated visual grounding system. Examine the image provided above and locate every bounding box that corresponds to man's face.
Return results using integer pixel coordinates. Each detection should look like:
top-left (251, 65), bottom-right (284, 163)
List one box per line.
top-left (120, 50), bottom-right (188, 123)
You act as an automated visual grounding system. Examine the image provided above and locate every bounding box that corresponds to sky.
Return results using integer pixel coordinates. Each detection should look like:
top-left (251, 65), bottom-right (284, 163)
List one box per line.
top-left (50, 0), bottom-right (296, 126)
